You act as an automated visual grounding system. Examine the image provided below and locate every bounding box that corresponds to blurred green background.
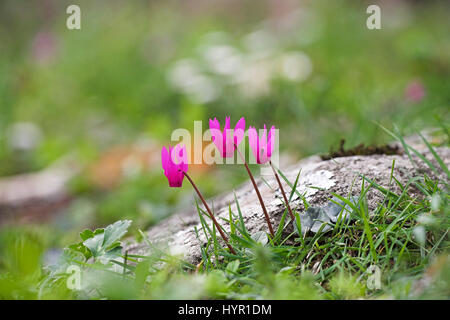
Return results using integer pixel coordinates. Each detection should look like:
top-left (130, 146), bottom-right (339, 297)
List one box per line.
top-left (0, 0), bottom-right (448, 248)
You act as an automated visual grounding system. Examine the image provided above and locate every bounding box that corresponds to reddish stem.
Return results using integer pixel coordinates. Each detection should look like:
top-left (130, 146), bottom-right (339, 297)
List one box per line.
top-left (235, 145), bottom-right (275, 237)
top-left (183, 171), bottom-right (236, 255)
top-left (269, 161), bottom-right (294, 220)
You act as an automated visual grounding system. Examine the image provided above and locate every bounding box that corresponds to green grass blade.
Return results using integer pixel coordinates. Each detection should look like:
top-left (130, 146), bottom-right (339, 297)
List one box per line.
top-left (419, 132), bottom-right (450, 179)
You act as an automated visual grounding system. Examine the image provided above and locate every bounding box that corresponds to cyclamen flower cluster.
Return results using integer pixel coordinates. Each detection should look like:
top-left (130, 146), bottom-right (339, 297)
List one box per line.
top-left (161, 117), bottom-right (275, 187)
top-left (161, 116), bottom-right (289, 253)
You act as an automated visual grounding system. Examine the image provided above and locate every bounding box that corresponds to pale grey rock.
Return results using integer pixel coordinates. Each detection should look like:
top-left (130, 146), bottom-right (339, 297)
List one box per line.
top-left (125, 133), bottom-right (449, 264)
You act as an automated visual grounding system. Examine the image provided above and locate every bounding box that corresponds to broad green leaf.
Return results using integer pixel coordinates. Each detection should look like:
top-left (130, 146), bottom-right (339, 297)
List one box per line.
top-left (102, 220), bottom-right (132, 249)
top-left (83, 220), bottom-right (132, 262)
top-left (226, 259), bottom-right (240, 274)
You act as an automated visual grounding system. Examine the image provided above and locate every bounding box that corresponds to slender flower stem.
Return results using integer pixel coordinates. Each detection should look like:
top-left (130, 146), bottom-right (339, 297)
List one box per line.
top-left (182, 171), bottom-right (236, 255)
top-left (235, 145), bottom-right (274, 237)
top-left (269, 161), bottom-right (294, 220)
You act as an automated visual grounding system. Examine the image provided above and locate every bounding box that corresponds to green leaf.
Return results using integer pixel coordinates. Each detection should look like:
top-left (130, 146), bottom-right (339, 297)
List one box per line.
top-left (134, 259), bottom-right (151, 287)
top-left (80, 229), bottom-right (95, 241)
top-left (289, 170), bottom-right (301, 202)
top-left (97, 246), bottom-right (123, 264)
top-left (82, 220), bottom-right (132, 262)
top-left (274, 209), bottom-right (288, 242)
top-left (68, 241), bottom-right (92, 260)
top-left (294, 211), bottom-right (304, 246)
top-left (226, 259), bottom-right (240, 274)
top-left (83, 233), bottom-right (105, 258)
top-left (234, 192), bottom-right (251, 240)
top-left (79, 228), bottom-right (104, 241)
top-left (419, 132), bottom-right (450, 179)
top-left (251, 231), bottom-right (268, 246)
top-left (102, 220), bottom-right (132, 249)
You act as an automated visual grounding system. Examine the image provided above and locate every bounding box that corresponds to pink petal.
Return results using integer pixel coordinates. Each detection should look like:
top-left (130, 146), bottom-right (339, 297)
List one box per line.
top-left (209, 118), bottom-right (222, 145)
top-left (179, 144), bottom-right (189, 173)
top-left (267, 125), bottom-right (276, 157)
top-left (161, 145), bottom-right (187, 187)
top-left (224, 116), bottom-right (230, 131)
top-left (234, 117), bottom-right (246, 147)
top-left (161, 146), bottom-right (169, 172)
top-left (248, 126), bottom-right (259, 163)
top-left (209, 118), bottom-right (220, 131)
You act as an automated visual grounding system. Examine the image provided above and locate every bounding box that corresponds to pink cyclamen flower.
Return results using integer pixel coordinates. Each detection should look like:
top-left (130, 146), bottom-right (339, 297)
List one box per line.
top-left (32, 31), bottom-right (58, 64)
top-left (209, 116), bottom-right (246, 157)
top-left (161, 144), bottom-right (188, 187)
top-left (405, 80), bottom-right (425, 103)
top-left (248, 125), bottom-right (276, 164)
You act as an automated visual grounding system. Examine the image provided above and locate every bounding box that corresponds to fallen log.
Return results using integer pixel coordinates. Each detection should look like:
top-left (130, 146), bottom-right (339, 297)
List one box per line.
top-left (0, 158), bottom-right (80, 224)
